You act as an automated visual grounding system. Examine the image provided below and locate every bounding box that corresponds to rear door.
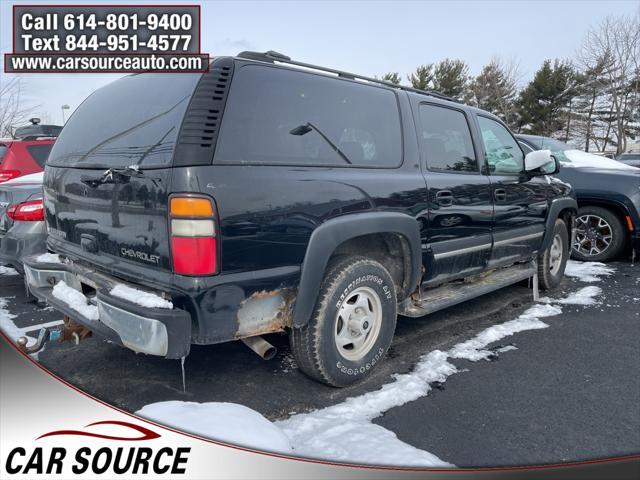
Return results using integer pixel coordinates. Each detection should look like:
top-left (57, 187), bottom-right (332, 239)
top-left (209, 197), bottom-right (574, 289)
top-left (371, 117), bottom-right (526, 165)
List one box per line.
top-left (416, 102), bottom-right (493, 285)
top-left (474, 115), bottom-right (548, 266)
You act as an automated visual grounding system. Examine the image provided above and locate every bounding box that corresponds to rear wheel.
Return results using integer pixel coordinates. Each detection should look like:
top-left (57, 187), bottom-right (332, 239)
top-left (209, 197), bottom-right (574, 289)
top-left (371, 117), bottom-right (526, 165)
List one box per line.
top-left (290, 256), bottom-right (397, 387)
top-left (572, 206), bottom-right (625, 262)
top-left (538, 218), bottom-right (569, 291)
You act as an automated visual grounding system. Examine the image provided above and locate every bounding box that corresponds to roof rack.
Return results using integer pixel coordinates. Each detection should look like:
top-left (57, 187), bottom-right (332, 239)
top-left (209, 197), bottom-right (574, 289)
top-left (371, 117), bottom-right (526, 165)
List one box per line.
top-left (236, 50), bottom-right (459, 103)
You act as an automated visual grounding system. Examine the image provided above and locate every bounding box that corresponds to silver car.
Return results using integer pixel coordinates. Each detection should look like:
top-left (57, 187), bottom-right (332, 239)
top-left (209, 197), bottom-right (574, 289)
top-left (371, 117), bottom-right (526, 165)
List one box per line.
top-left (0, 173), bottom-right (47, 274)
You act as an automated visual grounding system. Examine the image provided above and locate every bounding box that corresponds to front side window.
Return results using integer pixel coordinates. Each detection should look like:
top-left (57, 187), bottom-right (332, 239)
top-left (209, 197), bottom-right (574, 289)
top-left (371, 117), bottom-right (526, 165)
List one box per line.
top-left (478, 116), bottom-right (523, 175)
top-left (419, 104), bottom-right (478, 173)
top-left (215, 65), bottom-right (402, 167)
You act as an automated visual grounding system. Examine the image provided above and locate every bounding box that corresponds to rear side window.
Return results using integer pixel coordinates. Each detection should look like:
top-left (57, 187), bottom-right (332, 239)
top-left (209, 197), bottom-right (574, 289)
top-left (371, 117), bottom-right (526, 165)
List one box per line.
top-left (27, 144), bottom-right (52, 168)
top-left (0, 144), bottom-right (6, 165)
top-left (419, 104), bottom-right (478, 173)
top-left (47, 73), bottom-right (201, 168)
top-left (215, 65), bottom-right (402, 167)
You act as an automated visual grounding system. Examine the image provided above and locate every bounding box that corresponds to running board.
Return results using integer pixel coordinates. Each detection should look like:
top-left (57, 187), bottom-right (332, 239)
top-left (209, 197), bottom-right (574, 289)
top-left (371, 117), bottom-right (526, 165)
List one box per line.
top-left (399, 260), bottom-right (538, 318)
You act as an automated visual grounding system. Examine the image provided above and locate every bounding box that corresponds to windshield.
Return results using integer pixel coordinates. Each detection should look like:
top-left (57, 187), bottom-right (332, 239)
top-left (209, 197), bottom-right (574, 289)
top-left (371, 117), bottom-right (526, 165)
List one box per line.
top-left (47, 73), bottom-right (201, 169)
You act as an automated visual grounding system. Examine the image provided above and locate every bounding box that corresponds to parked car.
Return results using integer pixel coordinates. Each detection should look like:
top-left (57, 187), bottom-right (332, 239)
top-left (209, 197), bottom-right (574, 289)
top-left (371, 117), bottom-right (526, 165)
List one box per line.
top-left (517, 135), bottom-right (640, 261)
top-left (0, 120), bottom-right (59, 183)
top-left (616, 153), bottom-right (640, 168)
top-left (0, 172), bottom-right (47, 274)
top-left (24, 51), bottom-right (576, 386)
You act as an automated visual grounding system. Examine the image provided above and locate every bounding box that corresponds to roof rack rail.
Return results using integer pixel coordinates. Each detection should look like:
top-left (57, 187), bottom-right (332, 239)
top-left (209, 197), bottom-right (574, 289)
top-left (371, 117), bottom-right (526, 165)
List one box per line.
top-left (236, 50), bottom-right (459, 103)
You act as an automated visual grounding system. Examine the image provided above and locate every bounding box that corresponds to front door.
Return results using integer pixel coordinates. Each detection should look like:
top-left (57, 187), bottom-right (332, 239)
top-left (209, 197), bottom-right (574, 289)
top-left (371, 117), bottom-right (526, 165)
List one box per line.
top-left (475, 115), bottom-right (548, 266)
top-left (416, 102), bottom-right (494, 286)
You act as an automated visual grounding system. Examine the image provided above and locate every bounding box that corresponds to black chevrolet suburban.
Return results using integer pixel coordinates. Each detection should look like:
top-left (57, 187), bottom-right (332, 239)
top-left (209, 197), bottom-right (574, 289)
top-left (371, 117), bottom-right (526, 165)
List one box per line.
top-left (24, 52), bottom-right (576, 386)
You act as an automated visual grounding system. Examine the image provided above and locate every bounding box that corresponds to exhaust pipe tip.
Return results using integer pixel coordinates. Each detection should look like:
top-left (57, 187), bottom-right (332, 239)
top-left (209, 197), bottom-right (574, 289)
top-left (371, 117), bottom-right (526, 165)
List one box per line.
top-left (241, 336), bottom-right (277, 360)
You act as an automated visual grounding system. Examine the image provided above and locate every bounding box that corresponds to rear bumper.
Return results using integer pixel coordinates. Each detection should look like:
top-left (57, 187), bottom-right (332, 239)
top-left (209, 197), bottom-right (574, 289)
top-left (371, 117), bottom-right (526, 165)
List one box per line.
top-left (23, 256), bottom-right (191, 358)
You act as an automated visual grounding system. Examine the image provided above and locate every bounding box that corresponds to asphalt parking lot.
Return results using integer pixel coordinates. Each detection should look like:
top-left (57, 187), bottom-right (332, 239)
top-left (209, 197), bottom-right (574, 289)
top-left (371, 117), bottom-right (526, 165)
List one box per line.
top-left (1, 260), bottom-right (638, 467)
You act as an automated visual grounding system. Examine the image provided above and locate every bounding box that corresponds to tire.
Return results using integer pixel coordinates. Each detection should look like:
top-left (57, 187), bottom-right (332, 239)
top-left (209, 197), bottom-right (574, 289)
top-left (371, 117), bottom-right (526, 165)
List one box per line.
top-left (538, 218), bottom-right (569, 291)
top-left (290, 256), bottom-right (397, 387)
top-left (572, 206), bottom-right (626, 262)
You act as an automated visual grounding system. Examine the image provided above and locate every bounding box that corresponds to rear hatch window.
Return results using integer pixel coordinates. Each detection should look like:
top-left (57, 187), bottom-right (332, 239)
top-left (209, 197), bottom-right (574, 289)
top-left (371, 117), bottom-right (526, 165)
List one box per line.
top-left (47, 73), bottom-right (202, 169)
top-left (0, 144), bottom-right (7, 165)
top-left (27, 144), bottom-right (52, 168)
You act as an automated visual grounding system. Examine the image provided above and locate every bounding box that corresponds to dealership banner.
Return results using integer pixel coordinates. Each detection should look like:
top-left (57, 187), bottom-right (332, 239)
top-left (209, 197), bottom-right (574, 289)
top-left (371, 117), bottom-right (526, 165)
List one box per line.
top-left (1, 336), bottom-right (637, 479)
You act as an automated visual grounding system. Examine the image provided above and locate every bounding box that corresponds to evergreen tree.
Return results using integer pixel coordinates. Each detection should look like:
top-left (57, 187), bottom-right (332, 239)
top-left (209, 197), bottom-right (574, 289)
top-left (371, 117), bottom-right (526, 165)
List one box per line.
top-left (408, 64), bottom-right (434, 90)
top-left (380, 72), bottom-right (401, 85)
top-left (517, 59), bottom-right (575, 136)
top-left (432, 59), bottom-right (471, 100)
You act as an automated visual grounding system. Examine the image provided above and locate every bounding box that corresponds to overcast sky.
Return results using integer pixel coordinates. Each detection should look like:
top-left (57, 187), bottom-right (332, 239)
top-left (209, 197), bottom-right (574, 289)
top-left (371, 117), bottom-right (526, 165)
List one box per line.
top-left (1, 0), bottom-right (638, 125)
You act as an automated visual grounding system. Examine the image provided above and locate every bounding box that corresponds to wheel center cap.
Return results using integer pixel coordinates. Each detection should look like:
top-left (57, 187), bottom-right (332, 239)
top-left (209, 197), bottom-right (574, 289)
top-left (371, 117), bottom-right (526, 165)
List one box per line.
top-left (349, 316), bottom-right (371, 335)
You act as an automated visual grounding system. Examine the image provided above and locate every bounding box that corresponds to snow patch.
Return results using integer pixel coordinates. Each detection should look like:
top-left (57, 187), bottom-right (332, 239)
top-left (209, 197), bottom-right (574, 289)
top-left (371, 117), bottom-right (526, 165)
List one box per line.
top-left (0, 265), bottom-right (18, 276)
top-left (52, 281), bottom-right (98, 320)
top-left (275, 301), bottom-right (565, 467)
top-left (564, 261), bottom-right (614, 283)
top-left (136, 401), bottom-right (293, 454)
top-left (556, 286), bottom-right (602, 305)
top-left (0, 297), bottom-right (28, 344)
top-left (35, 253), bottom-right (62, 264)
top-left (110, 284), bottom-right (173, 309)
top-left (135, 259), bottom-right (614, 468)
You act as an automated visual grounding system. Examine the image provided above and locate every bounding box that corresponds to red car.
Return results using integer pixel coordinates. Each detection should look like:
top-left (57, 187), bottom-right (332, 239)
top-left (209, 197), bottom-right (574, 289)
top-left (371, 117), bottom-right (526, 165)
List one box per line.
top-left (0, 132), bottom-right (58, 183)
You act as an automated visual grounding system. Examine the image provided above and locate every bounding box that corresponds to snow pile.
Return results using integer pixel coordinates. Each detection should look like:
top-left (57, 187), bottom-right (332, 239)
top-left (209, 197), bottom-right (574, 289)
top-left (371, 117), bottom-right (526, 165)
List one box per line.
top-left (564, 260), bottom-right (614, 282)
top-left (110, 284), bottom-right (173, 309)
top-left (136, 401), bottom-right (293, 454)
top-left (35, 253), bottom-right (62, 264)
top-left (0, 265), bottom-right (18, 276)
top-left (52, 281), bottom-right (98, 320)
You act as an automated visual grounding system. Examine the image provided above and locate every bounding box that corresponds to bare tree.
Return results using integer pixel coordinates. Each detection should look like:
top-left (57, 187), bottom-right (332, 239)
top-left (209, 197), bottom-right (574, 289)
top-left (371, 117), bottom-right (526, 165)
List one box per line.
top-left (0, 76), bottom-right (39, 138)
top-left (578, 13), bottom-right (640, 154)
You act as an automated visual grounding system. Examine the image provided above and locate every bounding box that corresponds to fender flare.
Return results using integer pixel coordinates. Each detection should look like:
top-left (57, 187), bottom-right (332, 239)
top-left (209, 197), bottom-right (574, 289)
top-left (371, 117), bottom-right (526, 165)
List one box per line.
top-left (292, 212), bottom-right (422, 328)
top-left (540, 197), bottom-right (578, 252)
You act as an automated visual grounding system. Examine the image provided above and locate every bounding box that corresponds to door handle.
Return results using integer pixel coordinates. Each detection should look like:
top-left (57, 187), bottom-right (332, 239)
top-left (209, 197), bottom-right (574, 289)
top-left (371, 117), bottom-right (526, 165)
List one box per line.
top-left (435, 190), bottom-right (453, 206)
top-left (494, 188), bottom-right (507, 202)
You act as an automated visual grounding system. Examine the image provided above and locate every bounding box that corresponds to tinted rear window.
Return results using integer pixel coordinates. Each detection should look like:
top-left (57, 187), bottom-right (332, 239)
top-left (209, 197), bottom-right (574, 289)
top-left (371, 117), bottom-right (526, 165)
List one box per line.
top-left (215, 65), bottom-right (402, 167)
top-left (0, 144), bottom-right (6, 165)
top-left (419, 104), bottom-right (477, 173)
top-left (47, 73), bottom-right (201, 169)
top-left (27, 144), bottom-right (52, 168)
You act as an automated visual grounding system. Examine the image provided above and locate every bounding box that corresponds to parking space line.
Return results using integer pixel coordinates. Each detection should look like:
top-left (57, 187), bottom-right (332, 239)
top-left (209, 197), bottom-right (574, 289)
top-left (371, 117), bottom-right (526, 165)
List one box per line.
top-left (21, 320), bottom-right (64, 333)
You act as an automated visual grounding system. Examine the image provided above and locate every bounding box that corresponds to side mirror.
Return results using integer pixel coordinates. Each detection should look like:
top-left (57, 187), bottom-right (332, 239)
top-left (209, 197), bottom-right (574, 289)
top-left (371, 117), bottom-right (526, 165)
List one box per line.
top-left (524, 149), bottom-right (559, 175)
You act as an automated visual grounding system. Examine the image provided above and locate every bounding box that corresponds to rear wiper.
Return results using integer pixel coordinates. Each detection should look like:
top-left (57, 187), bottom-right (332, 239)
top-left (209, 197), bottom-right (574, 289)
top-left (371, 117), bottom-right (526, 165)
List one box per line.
top-left (290, 122), bottom-right (352, 165)
top-left (81, 165), bottom-right (151, 188)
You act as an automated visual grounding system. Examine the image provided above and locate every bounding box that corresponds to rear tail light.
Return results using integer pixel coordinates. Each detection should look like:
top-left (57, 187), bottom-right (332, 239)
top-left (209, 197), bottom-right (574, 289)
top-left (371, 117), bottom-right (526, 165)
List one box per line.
top-left (0, 170), bottom-right (21, 183)
top-left (7, 199), bottom-right (44, 221)
top-left (169, 196), bottom-right (218, 275)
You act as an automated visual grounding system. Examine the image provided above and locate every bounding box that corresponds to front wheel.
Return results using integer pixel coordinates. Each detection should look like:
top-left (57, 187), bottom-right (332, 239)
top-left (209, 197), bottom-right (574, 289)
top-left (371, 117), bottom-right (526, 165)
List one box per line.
top-left (289, 256), bottom-right (397, 387)
top-left (538, 218), bottom-right (569, 291)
